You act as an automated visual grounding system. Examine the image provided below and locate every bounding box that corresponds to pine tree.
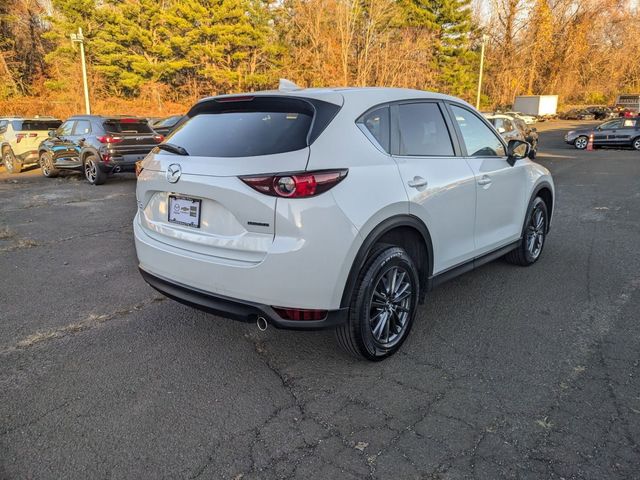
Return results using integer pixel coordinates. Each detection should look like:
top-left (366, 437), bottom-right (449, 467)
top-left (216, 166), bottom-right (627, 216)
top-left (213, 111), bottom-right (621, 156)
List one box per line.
top-left (398, 0), bottom-right (478, 98)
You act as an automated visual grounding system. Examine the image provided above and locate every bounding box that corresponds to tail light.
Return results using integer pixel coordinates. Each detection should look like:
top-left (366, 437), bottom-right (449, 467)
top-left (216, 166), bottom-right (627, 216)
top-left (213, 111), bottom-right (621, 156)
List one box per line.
top-left (272, 307), bottom-right (328, 321)
top-left (240, 169), bottom-right (348, 198)
top-left (15, 133), bottom-right (24, 143)
top-left (153, 134), bottom-right (164, 143)
top-left (97, 135), bottom-right (123, 144)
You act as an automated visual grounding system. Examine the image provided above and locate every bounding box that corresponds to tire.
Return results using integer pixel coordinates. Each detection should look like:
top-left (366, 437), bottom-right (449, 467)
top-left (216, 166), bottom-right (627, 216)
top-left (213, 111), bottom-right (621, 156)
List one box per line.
top-left (336, 246), bottom-right (419, 361)
top-left (83, 154), bottom-right (107, 185)
top-left (505, 197), bottom-right (549, 266)
top-left (3, 147), bottom-right (22, 174)
top-left (40, 151), bottom-right (59, 178)
top-left (574, 136), bottom-right (588, 150)
top-left (632, 137), bottom-right (640, 151)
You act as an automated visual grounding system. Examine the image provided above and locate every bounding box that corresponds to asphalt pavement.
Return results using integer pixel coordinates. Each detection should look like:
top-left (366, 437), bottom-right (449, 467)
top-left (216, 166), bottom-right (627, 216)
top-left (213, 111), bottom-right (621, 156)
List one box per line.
top-left (1, 120), bottom-right (639, 479)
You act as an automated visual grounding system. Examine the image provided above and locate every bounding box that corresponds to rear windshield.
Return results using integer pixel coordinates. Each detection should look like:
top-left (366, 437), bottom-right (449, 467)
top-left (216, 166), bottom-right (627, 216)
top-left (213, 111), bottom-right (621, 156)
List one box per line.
top-left (170, 96), bottom-right (340, 157)
top-left (153, 115), bottom-right (183, 128)
top-left (103, 119), bottom-right (152, 134)
top-left (11, 120), bottom-right (61, 131)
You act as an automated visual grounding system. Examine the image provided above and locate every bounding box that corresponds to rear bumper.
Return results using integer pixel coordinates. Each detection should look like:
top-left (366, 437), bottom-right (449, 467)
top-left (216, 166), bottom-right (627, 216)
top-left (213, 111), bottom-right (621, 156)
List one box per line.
top-left (139, 267), bottom-right (348, 330)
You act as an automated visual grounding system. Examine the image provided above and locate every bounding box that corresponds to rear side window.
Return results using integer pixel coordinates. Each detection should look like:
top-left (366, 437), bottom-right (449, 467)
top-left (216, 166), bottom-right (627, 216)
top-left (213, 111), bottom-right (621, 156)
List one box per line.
top-left (10, 120), bottom-right (61, 131)
top-left (73, 120), bottom-right (91, 135)
top-left (357, 106), bottom-right (390, 153)
top-left (104, 119), bottom-right (152, 134)
top-left (172, 97), bottom-right (324, 157)
top-left (397, 103), bottom-right (454, 156)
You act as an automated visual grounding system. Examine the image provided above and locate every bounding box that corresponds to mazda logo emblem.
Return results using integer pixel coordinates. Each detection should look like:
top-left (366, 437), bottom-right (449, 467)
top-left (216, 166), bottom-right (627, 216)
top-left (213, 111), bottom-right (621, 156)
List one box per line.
top-left (166, 163), bottom-right (182, 183)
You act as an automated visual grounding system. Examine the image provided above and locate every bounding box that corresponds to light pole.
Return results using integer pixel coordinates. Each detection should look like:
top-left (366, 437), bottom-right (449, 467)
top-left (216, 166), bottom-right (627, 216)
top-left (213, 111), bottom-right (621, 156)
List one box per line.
top-left (70, 27), bottom-right (91, 115)
top-left (476, 34), bottom-right (488, 110)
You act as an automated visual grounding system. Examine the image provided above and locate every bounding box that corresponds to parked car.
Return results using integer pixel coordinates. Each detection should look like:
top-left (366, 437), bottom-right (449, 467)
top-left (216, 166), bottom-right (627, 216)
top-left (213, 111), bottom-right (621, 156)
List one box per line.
top-left (503, 111), bottom-right (537, 125)
top-left (134, 86), bottom-right (555, 360)
top-left (565, 117), bottom-right (640, 150)
top-left (511, 116), bottom-right (540, 155)
top-left (38, 115), bottom-right (164, 184)
top-left (0, 117), bottom-right (62, 173)
top-left (485, 114), bottom-right (539, 158)
top-left (559, 109), bottom-right (596, 121)
top-left (585, 106), bottom-right (616, 120)
top-left (150, 115), bottom-right (186, 137)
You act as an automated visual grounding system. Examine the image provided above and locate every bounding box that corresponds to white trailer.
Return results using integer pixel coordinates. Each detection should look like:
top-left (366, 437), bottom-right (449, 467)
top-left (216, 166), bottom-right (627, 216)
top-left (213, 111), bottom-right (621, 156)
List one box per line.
top-left (513, 95), bottom-right (558, 116)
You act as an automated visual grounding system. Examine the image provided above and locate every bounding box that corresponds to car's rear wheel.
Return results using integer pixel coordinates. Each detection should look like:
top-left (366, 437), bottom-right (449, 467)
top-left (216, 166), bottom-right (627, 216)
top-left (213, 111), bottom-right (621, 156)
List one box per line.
top-left (632, 137), bottom-right (640, 151)
top-left (574, 136), bottom-right (588, 150)
top-left (40, 152), bottom-right (59, 178)
top-left (336, 246), bottom-right (419, 361)
top-left (3, 147), bottom-right (22, 174)
top-left (83, 154), bottom-right (106, 185)
top-left (505, 196), bottom-right (548, 266)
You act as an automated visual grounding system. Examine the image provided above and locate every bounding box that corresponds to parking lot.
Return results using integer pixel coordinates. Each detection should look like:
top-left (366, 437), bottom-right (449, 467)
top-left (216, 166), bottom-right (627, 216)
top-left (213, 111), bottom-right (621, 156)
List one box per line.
top-left (1, 120), bottom-right (639, 479)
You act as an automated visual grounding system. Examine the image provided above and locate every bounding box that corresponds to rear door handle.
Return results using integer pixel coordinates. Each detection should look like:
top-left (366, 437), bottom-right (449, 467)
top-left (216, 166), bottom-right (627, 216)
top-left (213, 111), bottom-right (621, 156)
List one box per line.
top-left (407, 176), bottom-right (428, 188)
top-left (477, 175), bottom-right (492, 187)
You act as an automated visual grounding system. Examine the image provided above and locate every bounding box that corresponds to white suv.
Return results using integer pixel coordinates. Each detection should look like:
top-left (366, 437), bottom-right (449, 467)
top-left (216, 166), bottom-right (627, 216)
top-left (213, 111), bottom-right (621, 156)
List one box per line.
top-left (0, 117), bottom-right (62, 173)
top-left (134, 87), bottom-right (554, 360)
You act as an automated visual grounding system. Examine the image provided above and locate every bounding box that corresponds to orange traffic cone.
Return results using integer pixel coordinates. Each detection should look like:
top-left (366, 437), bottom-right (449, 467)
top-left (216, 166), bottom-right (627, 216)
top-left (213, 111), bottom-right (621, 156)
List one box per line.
top-left (586, 133), bottom-right (594, 151)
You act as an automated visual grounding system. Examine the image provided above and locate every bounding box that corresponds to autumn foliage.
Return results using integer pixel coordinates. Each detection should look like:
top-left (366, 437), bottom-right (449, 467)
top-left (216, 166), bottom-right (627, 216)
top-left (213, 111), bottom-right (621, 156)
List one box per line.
top-left (0, 0), bottom-right (638, 119)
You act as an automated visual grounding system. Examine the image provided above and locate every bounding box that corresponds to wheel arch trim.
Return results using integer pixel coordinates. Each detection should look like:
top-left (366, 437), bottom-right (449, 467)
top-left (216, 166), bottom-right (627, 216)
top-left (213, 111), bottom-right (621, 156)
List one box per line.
top-left (339, 214), bottom-right (434, 308)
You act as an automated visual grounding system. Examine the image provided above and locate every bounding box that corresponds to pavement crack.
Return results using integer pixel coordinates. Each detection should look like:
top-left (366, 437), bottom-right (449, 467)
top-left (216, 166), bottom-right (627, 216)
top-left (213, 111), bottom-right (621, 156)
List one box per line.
top-left (0, 296), bottom-right (166, 355)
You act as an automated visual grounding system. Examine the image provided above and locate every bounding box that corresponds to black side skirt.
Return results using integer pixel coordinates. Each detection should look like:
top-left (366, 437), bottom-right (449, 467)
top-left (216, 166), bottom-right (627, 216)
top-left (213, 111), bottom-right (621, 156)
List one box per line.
top-left (427, 240), bottom-right (520, 290)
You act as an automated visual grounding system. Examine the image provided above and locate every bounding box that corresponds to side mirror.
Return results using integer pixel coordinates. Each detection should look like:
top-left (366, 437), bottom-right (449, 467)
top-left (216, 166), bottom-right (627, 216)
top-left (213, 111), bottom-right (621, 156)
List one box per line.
top-left (506, 139), bottom-right (530, 166)
top-left (48, 130), bottom-right (56, 138)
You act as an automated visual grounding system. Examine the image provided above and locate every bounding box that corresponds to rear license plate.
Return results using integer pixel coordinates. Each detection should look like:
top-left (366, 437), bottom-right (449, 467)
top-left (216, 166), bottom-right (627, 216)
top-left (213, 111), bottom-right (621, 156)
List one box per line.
top-left (168, 195), bottom-right (201, 228)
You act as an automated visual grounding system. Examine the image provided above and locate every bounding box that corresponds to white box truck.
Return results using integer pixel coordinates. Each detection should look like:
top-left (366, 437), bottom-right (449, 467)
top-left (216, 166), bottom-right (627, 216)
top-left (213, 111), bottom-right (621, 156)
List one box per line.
top-left (513, 95), bottom-right (558, 116)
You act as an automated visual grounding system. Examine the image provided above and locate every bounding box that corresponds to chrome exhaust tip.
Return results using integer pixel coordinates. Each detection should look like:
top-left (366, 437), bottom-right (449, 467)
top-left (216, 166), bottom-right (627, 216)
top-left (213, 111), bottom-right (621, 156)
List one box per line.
top-left (256, 316), bottom-right (268, 332)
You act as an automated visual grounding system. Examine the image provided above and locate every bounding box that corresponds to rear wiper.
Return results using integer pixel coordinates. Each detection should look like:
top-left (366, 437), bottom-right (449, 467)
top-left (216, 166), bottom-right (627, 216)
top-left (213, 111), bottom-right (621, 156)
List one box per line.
top-left (157, 143), bottom-right (189, 156)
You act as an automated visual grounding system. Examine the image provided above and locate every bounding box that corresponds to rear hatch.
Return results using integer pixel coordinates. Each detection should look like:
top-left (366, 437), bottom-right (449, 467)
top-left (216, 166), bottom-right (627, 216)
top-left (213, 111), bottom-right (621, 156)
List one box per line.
top-left (103, 118), bottom-right (162, 158)
top-left (137, 95), bottom-right (342, 263)
top-left (10, 119), bottom-right (61, 154)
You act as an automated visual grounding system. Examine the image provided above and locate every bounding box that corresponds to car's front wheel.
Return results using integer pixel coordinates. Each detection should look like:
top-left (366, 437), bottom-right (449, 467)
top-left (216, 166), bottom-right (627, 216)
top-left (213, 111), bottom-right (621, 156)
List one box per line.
top-left (3, 147), bottom-right (22, 174)
top-left (505, 196), bottom-right (549, 266)
top-left (40, 152), bottom-right (59, 178)
top-left (83, 154), bottom-right (107, 185)
top-left (336, 246), bottom-right (419, 361)
top-left (574, 136), bottom-right (588, 150)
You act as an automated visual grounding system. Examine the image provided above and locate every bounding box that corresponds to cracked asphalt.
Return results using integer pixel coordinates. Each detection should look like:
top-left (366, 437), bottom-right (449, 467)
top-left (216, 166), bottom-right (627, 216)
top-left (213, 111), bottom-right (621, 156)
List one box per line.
top-left (1, 121), bottom-right (639, 479)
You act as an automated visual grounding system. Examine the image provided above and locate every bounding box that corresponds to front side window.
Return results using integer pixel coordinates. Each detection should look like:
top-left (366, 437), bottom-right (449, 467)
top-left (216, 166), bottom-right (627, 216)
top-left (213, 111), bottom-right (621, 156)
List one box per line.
top-left (58, 121), bottom-right (75, 136)
top-left (601, 119), bottom-right (623, 130)
top-left (358, 106), bottom-right (390, 153)
top-left (450, 105), bottom-right (505, 157)
top-left (396, 103), bottom-right (454, 156)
